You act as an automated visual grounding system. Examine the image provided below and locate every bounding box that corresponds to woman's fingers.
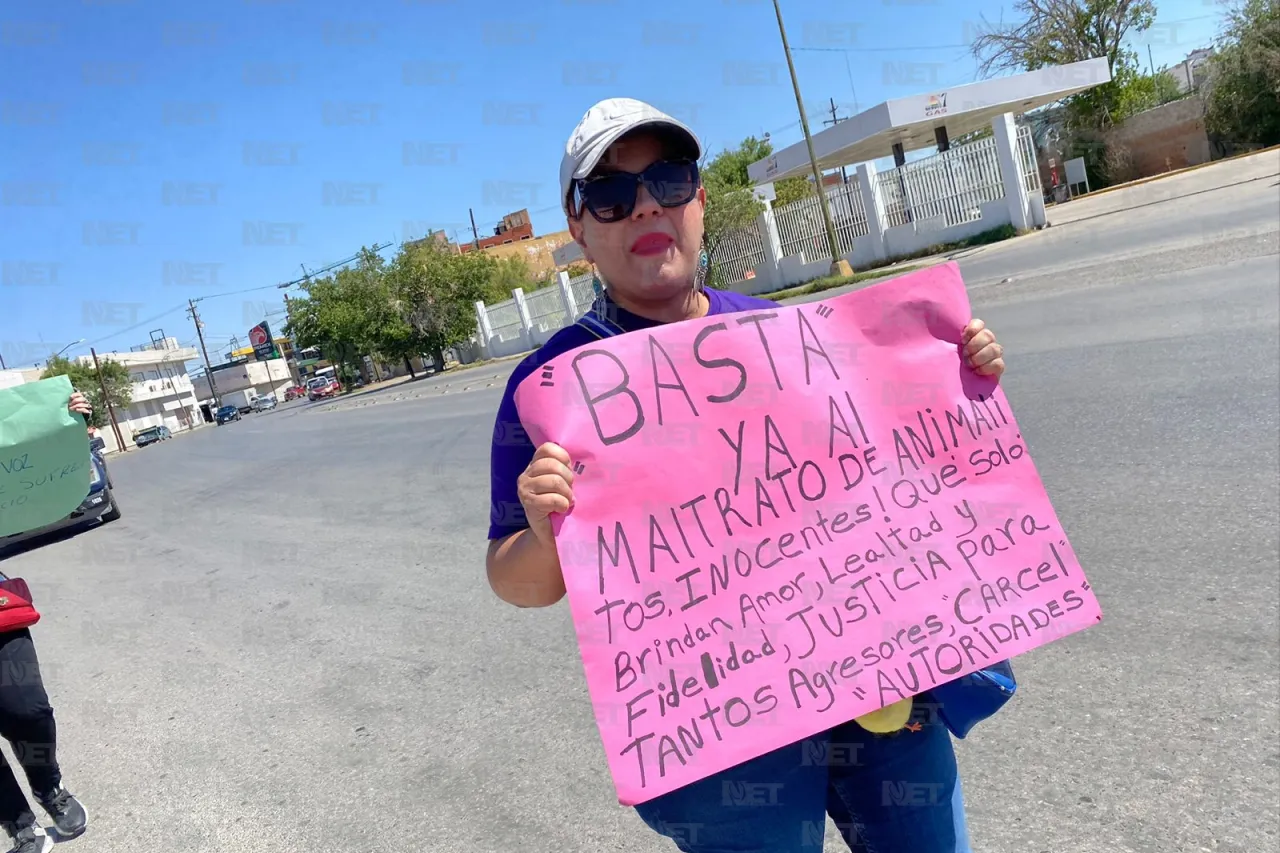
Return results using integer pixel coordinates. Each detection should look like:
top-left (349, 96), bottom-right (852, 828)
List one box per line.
top-left (522, 473), bottom-right (575, 504)
top-left (526, 455), bottom-right (575, 486)
top-left (963, 329), bottom-right (995, 360)
top-left (532, 442), bottom-right (572, 467)
top-left (962, 318), bottom-right (986, 346)
top-left (969, 343), bottom-right (1005, 377)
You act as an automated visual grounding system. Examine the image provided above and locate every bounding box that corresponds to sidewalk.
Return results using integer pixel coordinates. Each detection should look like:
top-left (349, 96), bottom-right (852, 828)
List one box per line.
top-left (1045, 148), bottom-right (1280, 228)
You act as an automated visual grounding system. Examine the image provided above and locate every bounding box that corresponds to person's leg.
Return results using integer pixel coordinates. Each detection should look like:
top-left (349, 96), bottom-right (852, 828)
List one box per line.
top-left (0, 751), bottom-right (39, 840)
top-left (950, 774), bottom-right (973, 853)
top-left (0, 630), bottom-right (85, 839)
top-left (0, 631), bottom-right (60, 796)
top-left (825, 751), bottom-right (974, 852)
top-left (632, 734), bottom-right (831, 853)
top-left (825, 700), bottom-right (964, 853)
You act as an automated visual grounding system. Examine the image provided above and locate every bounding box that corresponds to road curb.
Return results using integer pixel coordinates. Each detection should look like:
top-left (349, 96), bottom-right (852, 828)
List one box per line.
top-left (1049, 144), bottom-right (1280, 203)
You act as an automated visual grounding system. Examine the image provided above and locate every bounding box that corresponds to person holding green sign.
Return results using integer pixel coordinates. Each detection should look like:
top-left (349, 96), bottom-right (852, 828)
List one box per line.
top-left (0, 388), bottom-right (91, 853)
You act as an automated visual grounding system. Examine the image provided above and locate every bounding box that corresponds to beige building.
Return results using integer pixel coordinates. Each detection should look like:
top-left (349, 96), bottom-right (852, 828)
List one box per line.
top-left (484, 229), bottom-right (577, 279)
top-left (70, 338), bottom-right (204, 453)
top-left (192, 357), bottom-right (293, 407)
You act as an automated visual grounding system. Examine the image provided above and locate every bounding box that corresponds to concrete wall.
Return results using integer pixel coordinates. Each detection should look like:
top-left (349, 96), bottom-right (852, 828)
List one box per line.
top-left (474, 230), bottom-right (576, 280)
top-left (1107, 97), bottom-right (1212, 178)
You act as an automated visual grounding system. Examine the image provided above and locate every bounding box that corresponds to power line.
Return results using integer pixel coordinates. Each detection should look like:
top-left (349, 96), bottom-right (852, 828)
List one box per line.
top-left (792, 44), bottom-right (967, 54)
top-left (79, 304), bottom-right (189, 352)
top-left (192, 242), bottom-right (395, 304)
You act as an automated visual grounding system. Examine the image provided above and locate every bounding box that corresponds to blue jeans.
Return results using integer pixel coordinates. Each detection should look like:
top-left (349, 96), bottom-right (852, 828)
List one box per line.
top-left (633, 701), bottom-right (972, 852)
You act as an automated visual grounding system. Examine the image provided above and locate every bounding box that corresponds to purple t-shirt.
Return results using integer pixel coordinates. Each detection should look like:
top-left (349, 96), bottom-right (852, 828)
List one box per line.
top-left (488, 287), bottom-right (777, 541)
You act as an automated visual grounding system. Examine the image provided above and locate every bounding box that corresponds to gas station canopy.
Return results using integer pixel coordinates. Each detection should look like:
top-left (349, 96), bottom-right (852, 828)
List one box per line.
top-left (748, 57), bottom-right (1112, 185)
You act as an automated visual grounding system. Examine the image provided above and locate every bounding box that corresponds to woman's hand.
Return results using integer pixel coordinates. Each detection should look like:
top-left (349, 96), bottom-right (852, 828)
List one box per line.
top-left (517, 442), bottom-right (576, 547)
top-left (962, 319), bottom-right (1005, 381)
top-left (69, 391), bottom-right (92, 417)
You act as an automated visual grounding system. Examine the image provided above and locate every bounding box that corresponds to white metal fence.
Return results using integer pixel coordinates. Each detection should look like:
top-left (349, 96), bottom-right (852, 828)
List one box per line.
top-left (711, 223), bottom-right (768, 285)
top-left (775, 181), bottom-right (870, 260)
top-left (1016, 124), bottom-right (1042, 196)
top-left (569, 272), bottom-right (596, 315)
top-left (486, 296), bottom-right (523, 343)
top-left (524, 284), bottom-right (570, 331)
top-left (877, 136), bottom-right (1006, 230)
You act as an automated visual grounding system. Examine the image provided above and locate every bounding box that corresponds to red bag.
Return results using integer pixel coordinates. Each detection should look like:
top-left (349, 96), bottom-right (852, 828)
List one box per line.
top-left (0, 578), bottom-right (41, 633)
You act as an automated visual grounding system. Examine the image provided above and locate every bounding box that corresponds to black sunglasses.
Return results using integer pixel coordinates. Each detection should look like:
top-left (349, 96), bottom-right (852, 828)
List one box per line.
top-left (573, 159), bottom-right (700, 223)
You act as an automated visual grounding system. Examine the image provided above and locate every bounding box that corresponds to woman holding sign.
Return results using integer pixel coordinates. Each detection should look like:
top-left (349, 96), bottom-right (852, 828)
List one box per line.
top-left (0, 391), bottom-right (91, 853)
top-left (486, 99), bottom-right (1007, 853)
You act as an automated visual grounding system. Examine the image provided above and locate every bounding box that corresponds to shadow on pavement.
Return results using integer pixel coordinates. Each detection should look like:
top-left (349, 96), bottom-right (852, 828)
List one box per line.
top-left (0, 521), bottom-right (101, 561)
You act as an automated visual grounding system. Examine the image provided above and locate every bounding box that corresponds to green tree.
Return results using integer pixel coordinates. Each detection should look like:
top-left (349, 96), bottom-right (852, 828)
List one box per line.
top-left (699, 136), bottom-right (819, 285)
top-left (1203, 0), bottom-right (1280, 147)
top-left (41, 354), bottom-right (133, 430)
top-left (285, 247), bottom-right (390, 388)
top-left (701, 138), bottom-right (768, 285)
top-left (386, 241), bottom-right (495, 370)
top-left (486, 255), bottom-right (536, 301)
top-left (772, 176), bottom-right (815, 207)
top-left (970, 0), bottom-right (1159, 130)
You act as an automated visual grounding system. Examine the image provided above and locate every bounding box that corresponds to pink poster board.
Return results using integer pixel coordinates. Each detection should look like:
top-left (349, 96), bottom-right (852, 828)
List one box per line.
top-left (514, 262), bottom-right (1102, 806)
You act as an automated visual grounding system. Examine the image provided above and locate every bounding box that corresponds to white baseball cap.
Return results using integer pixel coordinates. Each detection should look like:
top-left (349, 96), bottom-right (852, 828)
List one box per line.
top-left (560, 97), bottom-right (702, 215)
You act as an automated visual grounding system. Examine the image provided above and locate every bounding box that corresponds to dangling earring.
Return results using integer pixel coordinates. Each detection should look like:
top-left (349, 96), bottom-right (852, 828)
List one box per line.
top-left (694, 247), bottom-right (709, 292)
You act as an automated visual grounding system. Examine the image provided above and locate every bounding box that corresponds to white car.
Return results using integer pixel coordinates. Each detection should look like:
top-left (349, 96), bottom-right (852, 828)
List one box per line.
top-left (252, 395), bottom-right (277, 411)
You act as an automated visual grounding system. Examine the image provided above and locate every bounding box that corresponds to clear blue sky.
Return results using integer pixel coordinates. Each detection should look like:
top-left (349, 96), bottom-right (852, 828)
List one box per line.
top-left (0, 0), bottom-right (1221, 368)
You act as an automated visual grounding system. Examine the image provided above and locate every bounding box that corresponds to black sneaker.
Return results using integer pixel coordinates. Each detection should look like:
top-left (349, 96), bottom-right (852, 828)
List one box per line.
top-left (4, 824), bottom-right (52, 853)
top-left (35, 787), bottom-right (87, 838)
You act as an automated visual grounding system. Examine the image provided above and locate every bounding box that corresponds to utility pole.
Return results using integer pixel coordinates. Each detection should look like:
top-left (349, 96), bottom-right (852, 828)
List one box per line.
top-left (188, 298), bottom-right (221, 411)
top-left (468, 208), bottom-right (481, 251)
top-left (771, 0), bottom-right (852, 277)
top-left (90, 347), bottom-right (127, 452)
top-left (822, 97), bottom-right (850, 186)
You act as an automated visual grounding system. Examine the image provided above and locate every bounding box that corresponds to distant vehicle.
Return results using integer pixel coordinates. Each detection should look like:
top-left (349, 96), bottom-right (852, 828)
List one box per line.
top-left (2, 444), bottom-right (120, 551)
top-left (306, 376), bottom-right (341, 401)
top-left (253, 395), bottom-right (277, 412)
top-left (215, 405), bottom-right (241, 424)
top-left (132, 425), bottom-right (172, 447)
top-left (222, 388), bottom-right (259, 415)
top-left (283, 385), bottom-right (305, 402)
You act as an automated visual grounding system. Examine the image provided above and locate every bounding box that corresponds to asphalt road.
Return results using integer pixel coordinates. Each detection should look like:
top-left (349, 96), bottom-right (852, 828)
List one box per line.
top-left (3, 164), bottom-right (1278, 853)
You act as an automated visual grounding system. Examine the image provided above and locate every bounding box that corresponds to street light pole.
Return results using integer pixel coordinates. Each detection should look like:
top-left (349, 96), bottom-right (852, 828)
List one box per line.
top-left (45, 338), bottom-right (86, 368)
top-left (771, 0), bottom-right (853, 278)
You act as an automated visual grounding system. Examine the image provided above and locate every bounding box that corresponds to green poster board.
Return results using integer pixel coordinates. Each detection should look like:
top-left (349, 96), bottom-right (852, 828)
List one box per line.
top-left (0, 375), bottom-right (92, 537)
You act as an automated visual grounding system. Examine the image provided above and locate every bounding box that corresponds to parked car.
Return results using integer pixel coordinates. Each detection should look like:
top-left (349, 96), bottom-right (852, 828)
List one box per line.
top-left (215, 405), bottom-right (241, 424)
top-left (2, 444), bottom-right (121, 551)
top-left (133, 425), bottom-right (172, 447)
top-left (283, 385), bottom-right (305, 402)
top-left (306, 376), bottom-right (341, 401)
top-left (253, 395), bottom-right (277, 412)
